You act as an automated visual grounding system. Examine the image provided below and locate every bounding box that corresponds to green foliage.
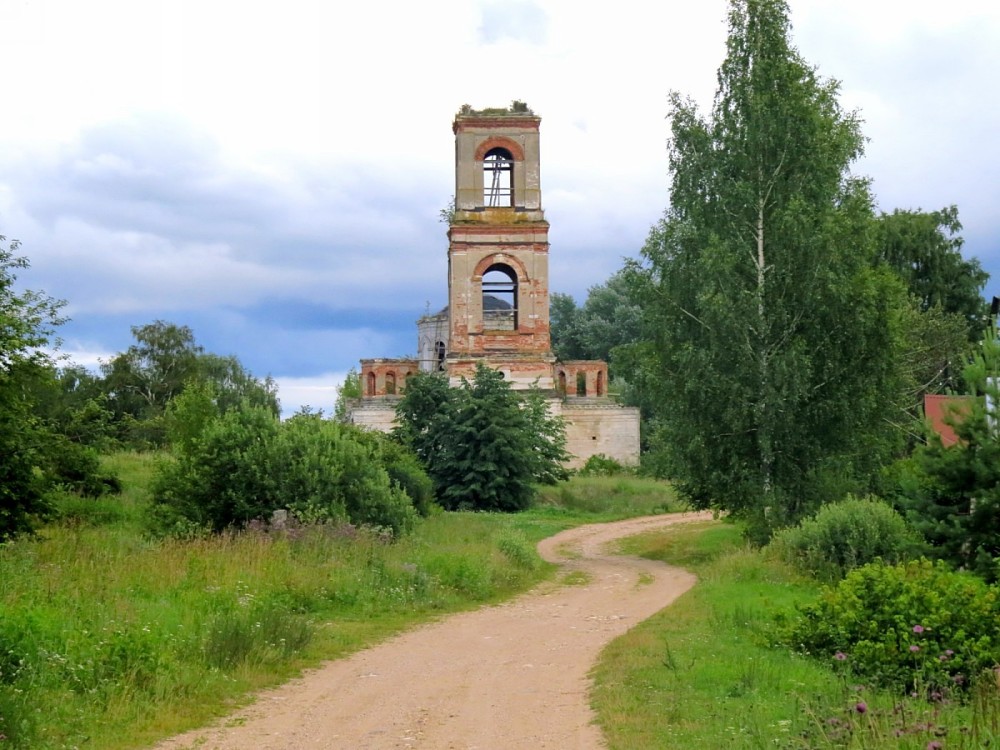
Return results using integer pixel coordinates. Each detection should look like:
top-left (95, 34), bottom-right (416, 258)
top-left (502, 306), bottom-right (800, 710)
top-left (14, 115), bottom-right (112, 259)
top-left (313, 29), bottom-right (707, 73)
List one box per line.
top-left (769, 495), bottom-right (924, 580)
top-left (895, 322), bottom-right (1000, 580)
top-left (0, 235), bottom-right (68, 539)
top-left (578, 453), bottom-right (632, 478)
top-left (395, 365), bottom-right (569, 512)
top-left (100, 321), bottom-right (278, 448)
top-left (333, 367), bottom-right (361, 422)
top-left (633, 0), bottom-right (908, 534)
top-left (550, 270), bottom-right (643, 370)
top-left (597, 522), bottom-right (1000, 749)
top-left (0, 452), bottom-right (564, 748)
top-left (533, 475), bottom-right (685, 517)
top-left (784, 559), bottom-right (1000, 696)
top-left (152, 407), bottom-right (417, 535)
top-left (877, 205), bottom-right (988, 338)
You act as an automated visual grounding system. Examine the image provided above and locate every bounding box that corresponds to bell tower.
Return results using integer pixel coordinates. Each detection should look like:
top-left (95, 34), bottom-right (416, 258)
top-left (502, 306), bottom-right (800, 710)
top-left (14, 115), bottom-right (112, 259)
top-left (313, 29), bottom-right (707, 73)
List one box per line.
top-left (446, 103), bottom-right (554, 388)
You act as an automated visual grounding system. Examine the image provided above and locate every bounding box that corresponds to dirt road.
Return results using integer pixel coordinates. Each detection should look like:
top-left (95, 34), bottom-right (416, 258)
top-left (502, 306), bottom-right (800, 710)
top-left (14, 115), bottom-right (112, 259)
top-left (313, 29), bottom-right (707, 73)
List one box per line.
top-left (154, 511), bottom-right (712, 750)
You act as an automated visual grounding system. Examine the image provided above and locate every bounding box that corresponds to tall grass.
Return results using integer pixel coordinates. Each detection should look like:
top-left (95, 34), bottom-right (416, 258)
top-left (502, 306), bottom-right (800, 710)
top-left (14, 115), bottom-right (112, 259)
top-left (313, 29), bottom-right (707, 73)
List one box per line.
top-left (533, 475), bottom-right (687, 517)
top-left (0, 453), bottom-right (679, 749)
top-left (591, 520), bottom-right (1000, 749)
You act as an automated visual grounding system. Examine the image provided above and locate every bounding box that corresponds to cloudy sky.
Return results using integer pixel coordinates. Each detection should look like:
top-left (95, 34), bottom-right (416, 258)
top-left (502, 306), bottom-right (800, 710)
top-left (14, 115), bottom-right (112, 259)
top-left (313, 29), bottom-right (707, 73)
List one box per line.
top-left (1, 0), bottom-right (998, 415)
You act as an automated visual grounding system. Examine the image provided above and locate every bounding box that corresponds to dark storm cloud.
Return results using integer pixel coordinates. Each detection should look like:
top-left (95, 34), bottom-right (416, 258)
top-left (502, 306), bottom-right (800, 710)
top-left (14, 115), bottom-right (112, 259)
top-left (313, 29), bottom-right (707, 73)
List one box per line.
top-left (1, 114), bottom-right (449, 324)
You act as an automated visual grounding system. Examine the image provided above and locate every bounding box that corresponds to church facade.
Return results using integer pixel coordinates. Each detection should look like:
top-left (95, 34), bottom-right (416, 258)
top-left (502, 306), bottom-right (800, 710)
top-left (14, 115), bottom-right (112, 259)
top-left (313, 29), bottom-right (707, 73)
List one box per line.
top-left (348, 105), bottom-right (639, 468)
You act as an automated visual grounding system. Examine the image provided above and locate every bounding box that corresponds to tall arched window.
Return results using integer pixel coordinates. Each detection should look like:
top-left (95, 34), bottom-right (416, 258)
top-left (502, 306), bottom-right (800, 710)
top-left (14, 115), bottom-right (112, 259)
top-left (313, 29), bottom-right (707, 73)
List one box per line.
top-left (367, 371), bottom-right (376, 397)
top-left (435, 340), bottom-right (446, 371)
top-left (482, 263), bottom-right (517, 331)
top-left (558, 370), bottom-right (567, 395)
top-left (576, 372), bottom-right (587, 397)
top-left (483, 147), bottom-right (513, 207)
top-left (385, 371), bottom-right (396, 395)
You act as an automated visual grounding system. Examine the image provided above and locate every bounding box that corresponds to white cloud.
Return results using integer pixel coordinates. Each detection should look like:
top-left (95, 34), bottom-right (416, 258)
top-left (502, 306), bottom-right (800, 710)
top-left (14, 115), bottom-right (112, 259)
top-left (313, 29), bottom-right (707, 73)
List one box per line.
top-left (1, 0), bottom-right (998, 385)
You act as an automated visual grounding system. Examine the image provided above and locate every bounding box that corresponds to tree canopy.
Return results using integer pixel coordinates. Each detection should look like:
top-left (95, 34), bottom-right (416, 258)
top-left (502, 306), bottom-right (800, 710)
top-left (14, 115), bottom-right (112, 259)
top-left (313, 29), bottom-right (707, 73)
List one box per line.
top-left (394, 365), bottom-right (568, 512)
top-left (1, 235), bottom-right (67, 537)
top-left (635, 0), bottom-right (909, 536)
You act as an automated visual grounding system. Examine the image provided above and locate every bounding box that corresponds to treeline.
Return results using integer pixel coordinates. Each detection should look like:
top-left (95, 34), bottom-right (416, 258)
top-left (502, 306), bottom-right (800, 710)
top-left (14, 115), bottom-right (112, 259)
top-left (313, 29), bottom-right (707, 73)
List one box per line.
top-left (2, 235), bottom-right (571, 538)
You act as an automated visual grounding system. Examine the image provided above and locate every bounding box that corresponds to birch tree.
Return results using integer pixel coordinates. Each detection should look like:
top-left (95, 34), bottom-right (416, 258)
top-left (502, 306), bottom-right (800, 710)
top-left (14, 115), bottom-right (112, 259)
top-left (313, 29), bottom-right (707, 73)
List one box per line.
top-left (638, 0), bottom-right (908, 536)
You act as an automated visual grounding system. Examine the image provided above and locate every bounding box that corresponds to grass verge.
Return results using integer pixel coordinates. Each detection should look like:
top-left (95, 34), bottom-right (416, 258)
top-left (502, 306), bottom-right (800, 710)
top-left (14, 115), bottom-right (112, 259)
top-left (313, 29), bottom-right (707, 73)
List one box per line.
top-left (591, 520), bottom-right (1000, 749)
top-left (0, 456), bottom-right (677, 749)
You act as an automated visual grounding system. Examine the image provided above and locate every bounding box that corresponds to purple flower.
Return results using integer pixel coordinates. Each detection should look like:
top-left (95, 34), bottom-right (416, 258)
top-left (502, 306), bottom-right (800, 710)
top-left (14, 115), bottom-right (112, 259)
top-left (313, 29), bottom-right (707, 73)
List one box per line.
top-left (927, 742), bottom-right (943, 750)
top-left (945, 649), bottom-right (954, 656)
top-left (834, 651), bottom-right (847, 661)
top-left (855, 701), bottom-right (868, 714)
top-left (910, 645), bottom-right (921, 652)
top-left (912, 624), bottom-right (925, 634)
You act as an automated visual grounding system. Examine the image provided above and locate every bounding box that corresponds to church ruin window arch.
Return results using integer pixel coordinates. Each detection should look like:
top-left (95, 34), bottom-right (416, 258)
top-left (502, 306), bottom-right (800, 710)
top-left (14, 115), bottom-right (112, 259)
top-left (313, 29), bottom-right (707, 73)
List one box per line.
top-left (482, 263), bottom-right (518, 331)
top-left (483, 147), bottom-right (513, 207)
top-left (385, 371), bottom-right (396, 395)
top-left (366, 371), bottom-right (376, 397)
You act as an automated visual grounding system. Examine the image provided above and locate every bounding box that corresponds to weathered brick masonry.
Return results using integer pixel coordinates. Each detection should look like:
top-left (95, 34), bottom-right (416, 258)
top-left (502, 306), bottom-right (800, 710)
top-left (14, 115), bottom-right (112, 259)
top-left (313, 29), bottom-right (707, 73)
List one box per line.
top-left (348, 105), bottom-right (639, 468)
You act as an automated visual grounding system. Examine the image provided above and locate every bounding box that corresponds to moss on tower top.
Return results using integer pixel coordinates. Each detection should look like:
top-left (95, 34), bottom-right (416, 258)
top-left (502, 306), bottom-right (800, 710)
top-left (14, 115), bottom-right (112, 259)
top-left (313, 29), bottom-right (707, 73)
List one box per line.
top-left (456, 100), bottom-right (533, 117)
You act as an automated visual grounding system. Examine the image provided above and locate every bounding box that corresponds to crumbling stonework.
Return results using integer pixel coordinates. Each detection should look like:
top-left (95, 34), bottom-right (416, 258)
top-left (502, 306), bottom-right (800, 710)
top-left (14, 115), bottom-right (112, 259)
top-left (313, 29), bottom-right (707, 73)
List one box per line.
top-left (348, 105), bottom-right (639, 467)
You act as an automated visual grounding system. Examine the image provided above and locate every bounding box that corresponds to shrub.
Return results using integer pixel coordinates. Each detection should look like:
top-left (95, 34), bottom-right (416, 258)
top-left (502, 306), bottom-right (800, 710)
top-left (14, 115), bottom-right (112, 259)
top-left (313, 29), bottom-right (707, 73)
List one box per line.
top-left (769, 495), bottom-right (924, 579)
top-left (578, 453), bottom-right (631, 477)
top-left (783, 559), bottom-right (1000, 695)
top-left (152, 407), bottom-right (417, 535)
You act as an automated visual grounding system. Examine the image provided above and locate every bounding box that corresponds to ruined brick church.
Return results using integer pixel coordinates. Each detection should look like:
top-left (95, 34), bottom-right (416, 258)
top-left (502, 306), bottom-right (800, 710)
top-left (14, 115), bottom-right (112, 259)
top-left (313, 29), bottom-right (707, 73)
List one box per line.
top-left (348, 105), bottom-right (639, 468)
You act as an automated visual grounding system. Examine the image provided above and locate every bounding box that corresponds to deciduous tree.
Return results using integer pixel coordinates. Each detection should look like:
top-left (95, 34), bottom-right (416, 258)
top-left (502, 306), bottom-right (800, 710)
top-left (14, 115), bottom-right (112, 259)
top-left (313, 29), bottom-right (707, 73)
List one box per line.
top-left (1, 235), bottom-right (66, 537)
top-left (637, 0), bottom-right (908, 536)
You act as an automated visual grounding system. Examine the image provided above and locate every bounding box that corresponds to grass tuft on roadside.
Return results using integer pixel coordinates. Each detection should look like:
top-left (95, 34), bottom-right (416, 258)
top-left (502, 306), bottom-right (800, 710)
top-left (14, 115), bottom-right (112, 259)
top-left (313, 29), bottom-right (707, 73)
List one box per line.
top-left (592, 520), bottom-right (1000, 749)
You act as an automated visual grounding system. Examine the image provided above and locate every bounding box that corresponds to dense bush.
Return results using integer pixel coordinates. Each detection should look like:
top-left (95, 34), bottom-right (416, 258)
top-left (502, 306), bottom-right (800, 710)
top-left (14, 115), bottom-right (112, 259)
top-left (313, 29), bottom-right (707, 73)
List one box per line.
top-left (783, 559), bottom-right (1000, 695)
top-left (395, 365), bottom-right (568, 512)
top-left (152, 407), bottom-right (417, 535)
top-left (768, 495), bottom-right (923, 579)
top-left (577, 453), bottom-right (632, 477)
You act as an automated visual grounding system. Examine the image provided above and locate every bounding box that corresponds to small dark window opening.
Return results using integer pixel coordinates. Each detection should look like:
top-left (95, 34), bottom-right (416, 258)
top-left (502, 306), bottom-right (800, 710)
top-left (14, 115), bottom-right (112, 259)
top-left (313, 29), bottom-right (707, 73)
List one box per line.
top-left (483, 148), bottom-right (513, 207)
top-left (576, 371), bottom-right (587, 396)
top-left (367, 371), bottom-right (376, 397)
top-left (435, 341), bottom-right (446, 371)
top-left (482, 264), bottom-right (518, 331)
top-left (385, 371), bottom-right (396, 395)
top-left (557, 370), bottom-right (567, 395)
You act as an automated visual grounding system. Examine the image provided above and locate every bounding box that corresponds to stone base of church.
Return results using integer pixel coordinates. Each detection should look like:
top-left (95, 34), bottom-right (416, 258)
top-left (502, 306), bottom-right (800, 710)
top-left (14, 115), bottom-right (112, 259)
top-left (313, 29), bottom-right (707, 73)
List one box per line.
top-left (347, 395), bottom-right (639, 470)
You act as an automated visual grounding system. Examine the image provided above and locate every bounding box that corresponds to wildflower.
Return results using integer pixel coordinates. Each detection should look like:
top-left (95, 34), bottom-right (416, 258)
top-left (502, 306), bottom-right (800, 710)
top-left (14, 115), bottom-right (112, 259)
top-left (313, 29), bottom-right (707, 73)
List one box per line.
top-left (912, 624), bottom-right (925, 634)
top-left (855, 701), bottom-right (867, 714)
top-left (834, 651), bottom-right (847, 661)
top-left (910, 645), bottom-right (921, 652)
top-left (927, 742), bottom-right (943, 750)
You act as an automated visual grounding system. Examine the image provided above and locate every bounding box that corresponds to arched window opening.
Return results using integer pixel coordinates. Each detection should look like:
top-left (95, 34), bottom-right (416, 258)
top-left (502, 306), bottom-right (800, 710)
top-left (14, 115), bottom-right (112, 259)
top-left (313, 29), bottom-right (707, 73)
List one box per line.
top-left (385, 371), bottom-right (396, 396)
top-left (482, 264), bottom-right (518, 331)
top-left (558, 370), bottom-right (567, 395)
top-left (366, 371), bottom-right (376, 397)
top-left (483, 147), bottom-right (513, 207)
top-left (576, 371), bottom-right (587, 397)
top-left (435, 341), bottom-right (446, 371)
top-left (596, 370), bottom-right (605, 397)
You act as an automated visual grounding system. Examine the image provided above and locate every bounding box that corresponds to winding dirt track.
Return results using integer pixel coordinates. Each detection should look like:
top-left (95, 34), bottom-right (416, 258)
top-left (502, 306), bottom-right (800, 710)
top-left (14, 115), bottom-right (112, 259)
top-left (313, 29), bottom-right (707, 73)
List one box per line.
top-left (154, 511), bottom-right (712, 750)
